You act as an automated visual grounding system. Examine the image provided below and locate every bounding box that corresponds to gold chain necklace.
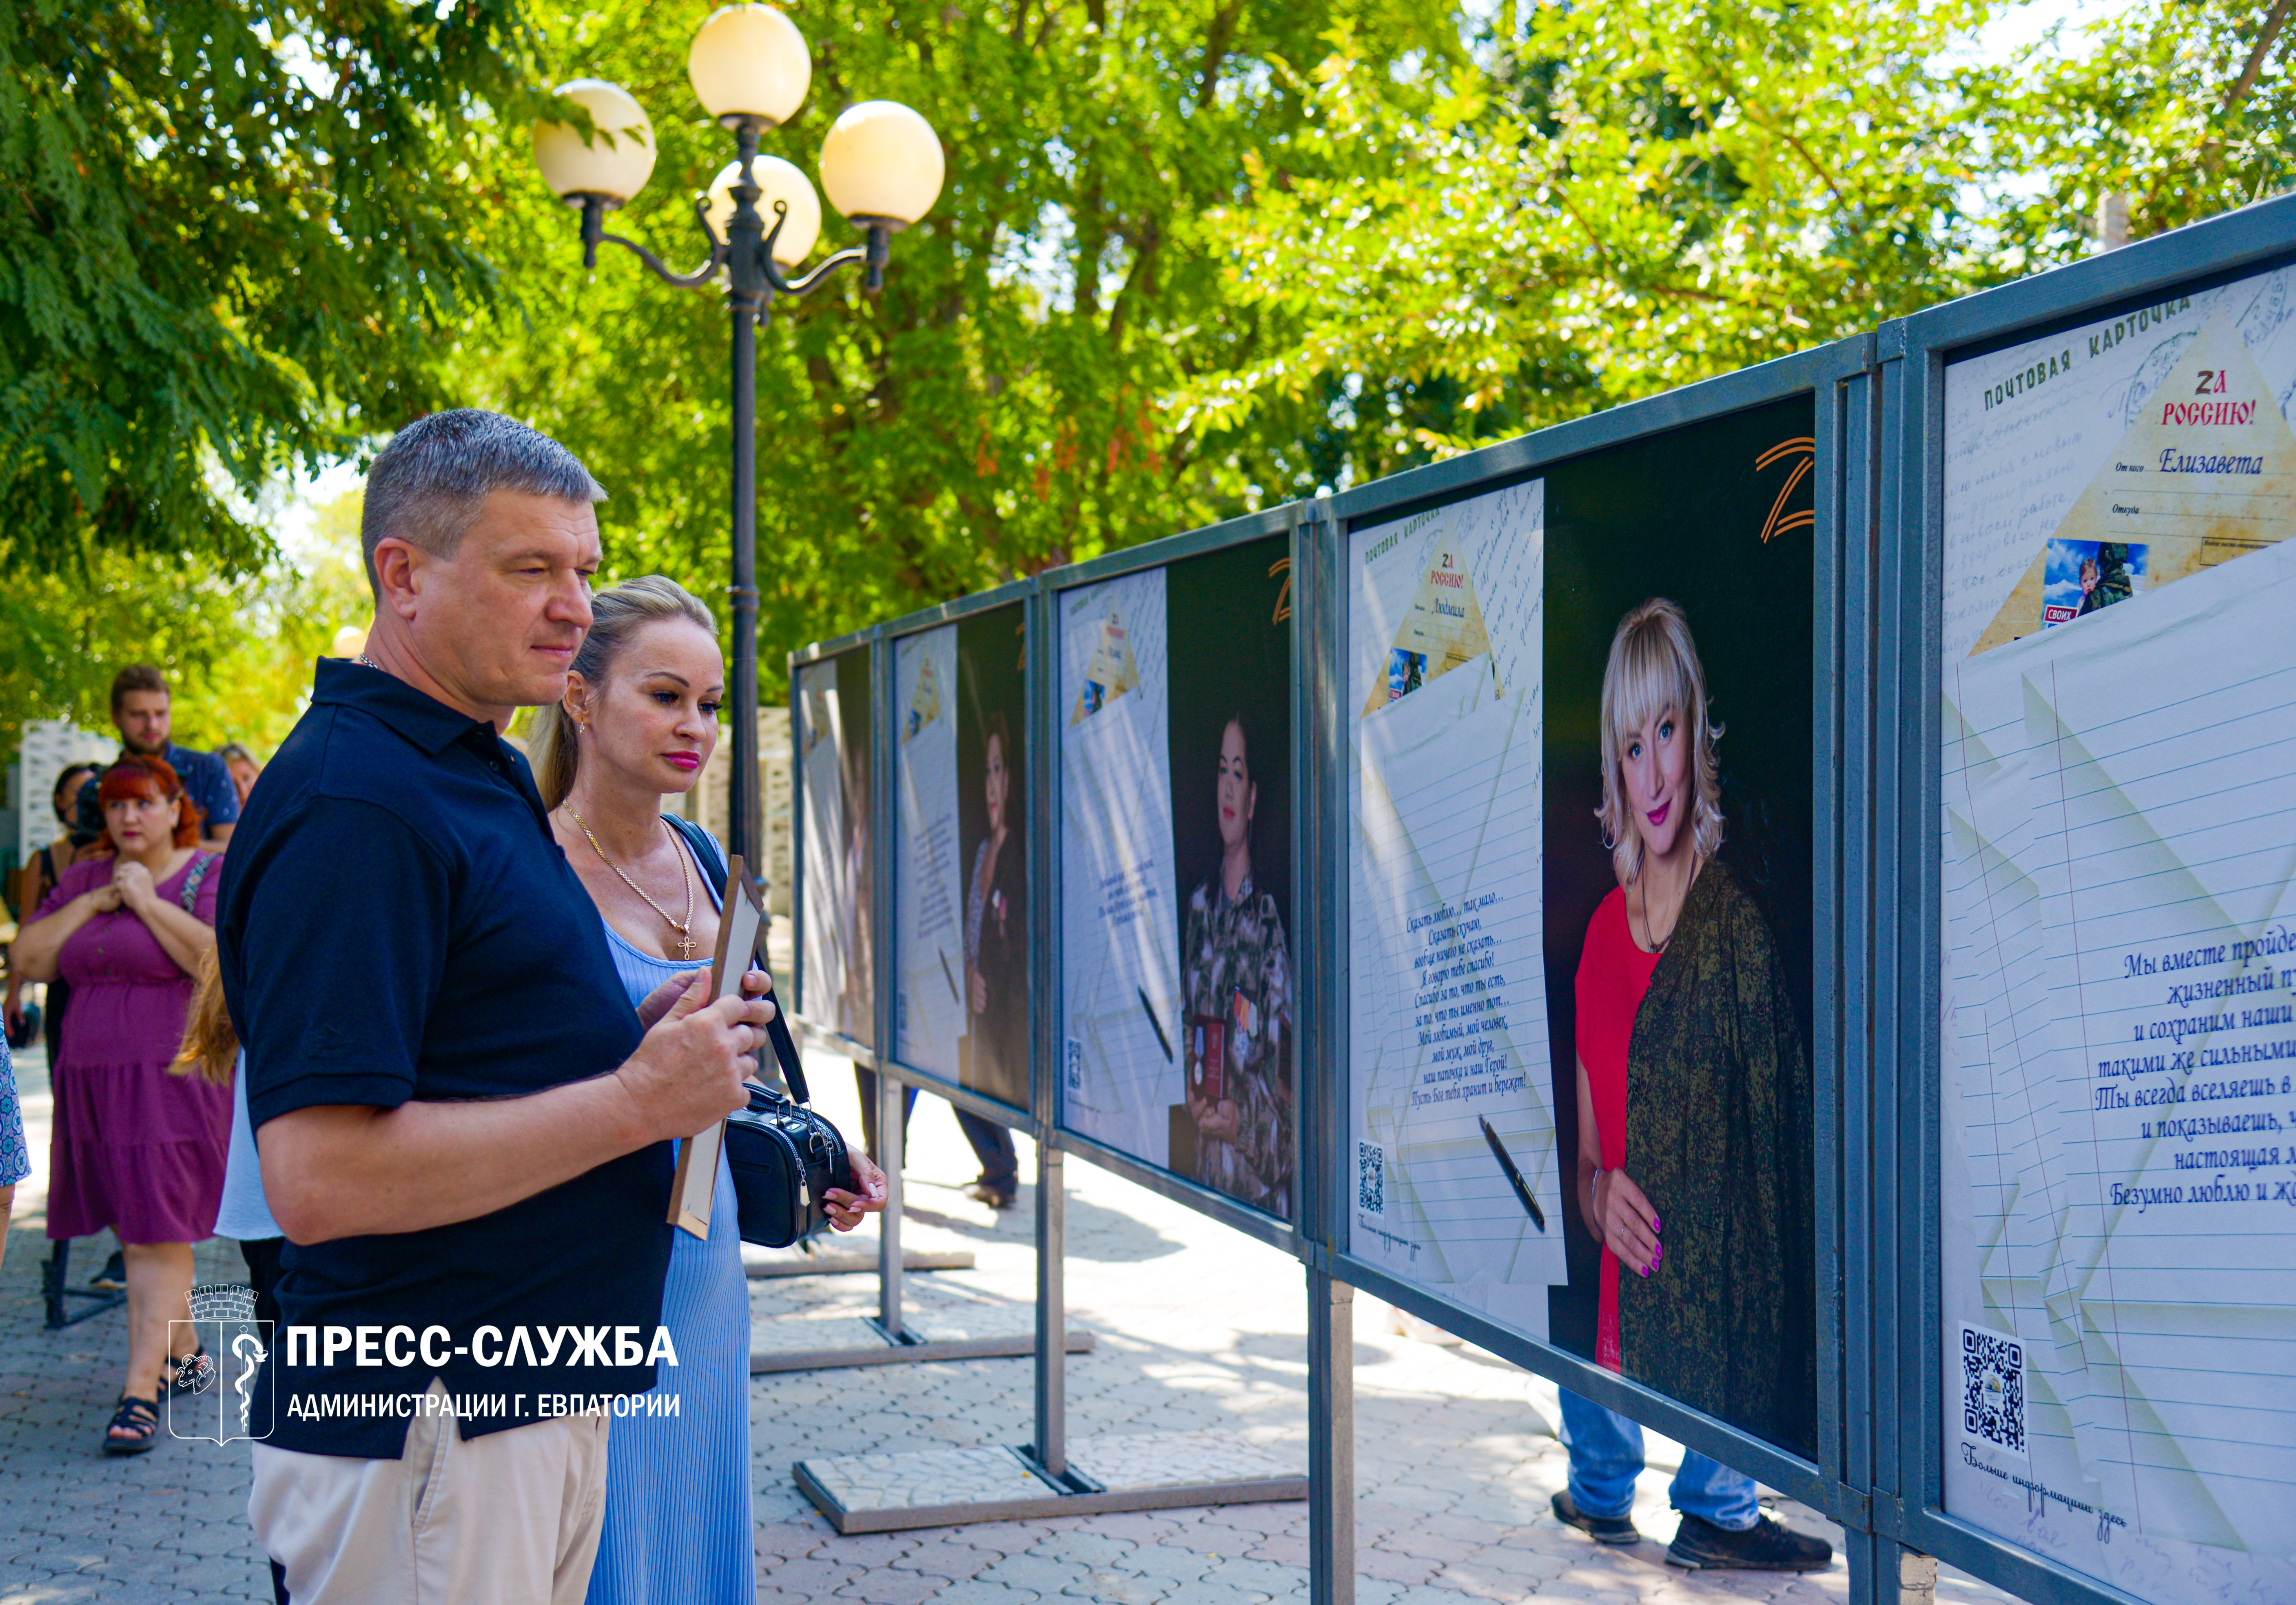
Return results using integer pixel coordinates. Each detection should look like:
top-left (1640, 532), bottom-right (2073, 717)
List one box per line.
top-left (568, 809), bottom-right (697, 961)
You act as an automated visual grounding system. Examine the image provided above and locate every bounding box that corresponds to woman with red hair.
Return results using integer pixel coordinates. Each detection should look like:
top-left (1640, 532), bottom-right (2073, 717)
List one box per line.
top-left (14, 755), bottom-right (228, 1453)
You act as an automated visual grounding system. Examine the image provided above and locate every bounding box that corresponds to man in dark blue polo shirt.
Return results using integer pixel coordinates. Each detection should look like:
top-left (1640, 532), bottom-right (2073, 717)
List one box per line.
top-left (217, 410), bottom-right (774, 1603)
top-left (109, 664), bottom-right (241, 846)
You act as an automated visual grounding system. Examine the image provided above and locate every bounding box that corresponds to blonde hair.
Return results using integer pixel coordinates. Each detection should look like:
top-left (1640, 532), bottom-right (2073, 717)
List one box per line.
top-left (1594, 597), bottom-right (1725, 886)
top-left (527, 575), bottom-right (718, 809)
top-left (175, 945), bottom-right (237, 1087)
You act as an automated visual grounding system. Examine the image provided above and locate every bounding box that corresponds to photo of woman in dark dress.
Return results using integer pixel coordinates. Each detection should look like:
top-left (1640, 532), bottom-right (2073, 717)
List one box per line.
top-left (1180, 714), bottom-right (1294, 1216)
top-left (956, 710), bottom-right (1026, 1205)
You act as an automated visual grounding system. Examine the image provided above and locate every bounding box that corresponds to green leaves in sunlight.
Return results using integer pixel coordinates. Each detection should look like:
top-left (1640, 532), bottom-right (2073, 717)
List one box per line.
top-left (0, 0), bottom-right (551, 571)
top-left (454, 0), bottom-right (1462, 681)
top-left (1181, 0), bottom-right (2289, 488)
top-left (1, 0), bottom-right (2283, 741)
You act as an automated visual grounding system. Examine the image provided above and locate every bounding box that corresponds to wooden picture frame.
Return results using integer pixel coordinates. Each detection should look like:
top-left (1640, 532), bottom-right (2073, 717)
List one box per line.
top-left (668, 853), bottom-right (766, 1239)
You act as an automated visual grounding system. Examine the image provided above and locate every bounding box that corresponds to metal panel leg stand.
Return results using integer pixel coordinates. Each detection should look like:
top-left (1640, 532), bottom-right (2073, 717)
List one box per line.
top-left (747, 1070), bottom-right (1091, 1374)
top-left (1309, 1269), bottom-right (1354, 1605)
top-left (879, 1068), bottom-right (905, 1341)
top-left (791, 1137), bottom-right (1311, 1533)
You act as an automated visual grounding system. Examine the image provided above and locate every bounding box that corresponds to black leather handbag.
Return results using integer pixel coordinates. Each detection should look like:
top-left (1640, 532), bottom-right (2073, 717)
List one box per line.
top-left (663, 816), bottom-right (855, 1247)
top-left (725, 1081), bottom-right (852, 1248)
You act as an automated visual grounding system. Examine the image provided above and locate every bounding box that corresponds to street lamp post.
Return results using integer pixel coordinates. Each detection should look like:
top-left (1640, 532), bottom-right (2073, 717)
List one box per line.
top-left (532, 4), bottom-right (942, 884)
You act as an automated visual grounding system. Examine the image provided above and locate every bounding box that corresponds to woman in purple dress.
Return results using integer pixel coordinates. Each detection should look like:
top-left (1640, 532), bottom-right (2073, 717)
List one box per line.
top-left (14, 755), bottom-right (228, 1453)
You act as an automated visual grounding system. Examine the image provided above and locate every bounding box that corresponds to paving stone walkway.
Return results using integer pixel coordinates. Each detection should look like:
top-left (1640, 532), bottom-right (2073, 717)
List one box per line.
top-left (0, 1043), bottom-right (2019, 1605)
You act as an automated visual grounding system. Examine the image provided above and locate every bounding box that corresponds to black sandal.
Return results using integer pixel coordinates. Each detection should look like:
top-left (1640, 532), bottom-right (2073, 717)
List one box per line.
top-left (103, 1394), bottom-right (160, 1456)
top-left (164, 1345), bottom-right (215, 1396)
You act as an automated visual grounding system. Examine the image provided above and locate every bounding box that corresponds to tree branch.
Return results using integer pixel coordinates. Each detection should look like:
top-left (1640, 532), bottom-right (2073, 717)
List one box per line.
top-left (1700, 63), bottom-right (1855, 215)
top-left (1200, 0), bottom-right (1248, 109)
top-left (1106, 220), bottom-right (1162, 347)
top-left (2226, 0), bottom-right (2292, 111)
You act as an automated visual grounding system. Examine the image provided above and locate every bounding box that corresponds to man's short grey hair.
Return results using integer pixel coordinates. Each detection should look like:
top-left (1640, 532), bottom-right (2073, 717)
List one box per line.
top-left (360, 409), bottom-right (607, 593)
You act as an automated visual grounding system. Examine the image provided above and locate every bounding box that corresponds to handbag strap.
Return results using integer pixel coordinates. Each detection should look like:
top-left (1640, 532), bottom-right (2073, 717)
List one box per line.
top-left (661, 814), bottom-right (812, 1107)
top-left (177, 852), bottom-right (215, 913)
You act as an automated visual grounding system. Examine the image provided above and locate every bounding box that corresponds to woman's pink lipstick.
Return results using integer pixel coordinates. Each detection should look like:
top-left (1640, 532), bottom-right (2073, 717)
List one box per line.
top-left (665, 753), bottom-right (701, 772)
top-left (1646, 799), bottom-right (1670, 827)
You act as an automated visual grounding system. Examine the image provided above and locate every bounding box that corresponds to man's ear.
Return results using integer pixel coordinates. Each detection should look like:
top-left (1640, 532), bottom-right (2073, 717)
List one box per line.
top-left (371, 539), bottom-right (424, 622)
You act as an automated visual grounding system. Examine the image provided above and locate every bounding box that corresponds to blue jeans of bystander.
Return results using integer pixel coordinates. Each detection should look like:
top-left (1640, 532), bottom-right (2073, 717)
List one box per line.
top-left (1557, 1390), bottom-right (1760, 1531)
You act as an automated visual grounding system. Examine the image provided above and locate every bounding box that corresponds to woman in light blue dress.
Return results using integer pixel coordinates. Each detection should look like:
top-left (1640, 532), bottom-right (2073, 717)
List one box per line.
top-left (531, 575), bottom-right (883, 1604)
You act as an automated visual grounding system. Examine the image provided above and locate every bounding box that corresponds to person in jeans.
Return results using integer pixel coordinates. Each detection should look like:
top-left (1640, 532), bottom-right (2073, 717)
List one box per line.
top-left (1551, 598), bottom-right (1826, 1572)
top-left (218, 409), bottom-right (778, 1603)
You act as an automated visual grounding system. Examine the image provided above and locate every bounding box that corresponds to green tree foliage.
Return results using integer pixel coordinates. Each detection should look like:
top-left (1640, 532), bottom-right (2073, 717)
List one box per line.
top-left (0, 0), bottom-right (547, 571)
top-left (0, 491), bottom-right (371, 764)
top-left (1179, 0), bottom-right (2006, 476)
top-left (1980, 0), bottom-right (2294, 259)
top-left (2, 0), bottom-right (2284, 753)
top-left (453, 0), bottom-right (1458, 669)
top-left (1183, 0), bottom-right (2290, 480)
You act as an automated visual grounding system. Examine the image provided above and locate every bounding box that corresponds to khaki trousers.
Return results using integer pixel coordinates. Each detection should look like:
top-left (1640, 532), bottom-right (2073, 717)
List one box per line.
top-left (248, 1384), bottom-right (610, 1605)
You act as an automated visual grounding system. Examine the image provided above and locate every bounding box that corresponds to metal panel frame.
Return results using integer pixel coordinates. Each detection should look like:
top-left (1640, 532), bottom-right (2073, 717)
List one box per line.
top-left (1837, 356), bottom-right (1885, 1605)
top-left (1879, 191), bottom-right (2296, 1605)
top-left (1319, 333), bottom-right (1876, 1524)
top-left (1042, 499), bottom-right (1308, 1263)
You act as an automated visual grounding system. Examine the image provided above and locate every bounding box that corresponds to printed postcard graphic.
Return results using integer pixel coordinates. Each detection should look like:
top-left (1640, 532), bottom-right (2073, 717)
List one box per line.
top-left (1070, 607), bottom-right (1142, 726)
top-left (903, 650), bottom-right (944, 743)
top-left (1946, 272), bottom-right (2296, 661)
top-left (1938, 258), bottom-right (2296, 1605)
top-left (895, 626), bottom-right (965, 1074)
top-left (1347, 480), bottom-right (1561, 1335)
top-left (1361, 537), bottom-right (1498, 715)
top-left (798, 657), bottom-right (849, 1030)
top-left (1058, 570), bottom-right (1178, 1165)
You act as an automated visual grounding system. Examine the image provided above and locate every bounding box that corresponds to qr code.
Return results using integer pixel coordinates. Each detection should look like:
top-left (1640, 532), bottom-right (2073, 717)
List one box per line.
top-left (1064, 1037), bottom-right (1083, 1092)
top-left (1358, 1141), bottom-right (1385, 1215)
top-left (1959, 1323), bottom-right (2026, 1461)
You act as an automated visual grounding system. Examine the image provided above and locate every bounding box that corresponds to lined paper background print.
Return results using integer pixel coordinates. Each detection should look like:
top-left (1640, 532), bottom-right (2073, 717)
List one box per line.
top-left (1942, 539), bottom-right (2296, 1572)
top-left (1057, 570), bottom-right (1178, 1165)
top-left (1347, 480), bottom-right (1563, 1331)
top-left (895, 624), bottom-right (966, 1076)
top-left (1938, 258), bottom-right (2296, 1602)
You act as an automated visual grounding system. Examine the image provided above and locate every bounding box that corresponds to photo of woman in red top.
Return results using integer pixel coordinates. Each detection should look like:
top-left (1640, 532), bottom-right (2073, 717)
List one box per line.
top-left (1570, 597), bottom-right (1813, 1451)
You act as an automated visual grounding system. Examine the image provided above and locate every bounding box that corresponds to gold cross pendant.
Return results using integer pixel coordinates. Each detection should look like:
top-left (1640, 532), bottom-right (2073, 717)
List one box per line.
top-left (677, 933), bottom-right (697, 962)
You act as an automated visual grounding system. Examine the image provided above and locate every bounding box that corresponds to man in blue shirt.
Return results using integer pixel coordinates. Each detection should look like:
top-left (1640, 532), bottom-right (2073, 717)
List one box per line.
top-left (218, 410), bottom-right (781, 1604)
top-left (109, 664), bottom-right (240, 846)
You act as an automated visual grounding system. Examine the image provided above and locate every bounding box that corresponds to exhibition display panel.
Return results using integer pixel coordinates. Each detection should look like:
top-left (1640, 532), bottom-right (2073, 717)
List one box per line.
top-left (888, 586), bottom-right (1035, 1120)
top-left (1052, 511), bottom-right (1303, 1238)
top-left (778, 188), bottom-right (2296, 1605)
top-left (1890, 191), bottom-right (2296, 1605)
top-left (1318, 340), bottom-right (1871, 1526)
top-left (793, 633), bottom-right (879, 1061)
